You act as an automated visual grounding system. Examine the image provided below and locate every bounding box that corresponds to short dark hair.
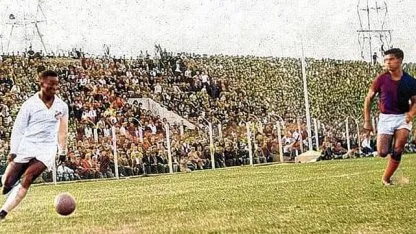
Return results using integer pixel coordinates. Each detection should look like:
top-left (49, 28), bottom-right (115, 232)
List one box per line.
top-left (384, 48), bottom-right (404, 60)
top-left (40, 70), bottom-right (58, 79)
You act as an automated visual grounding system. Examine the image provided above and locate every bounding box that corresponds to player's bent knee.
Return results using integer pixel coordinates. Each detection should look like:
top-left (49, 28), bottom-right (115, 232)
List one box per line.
top-left (378, 151), bottom-right (389, 158)
top-left (391, 150), bottom-right (403, 161)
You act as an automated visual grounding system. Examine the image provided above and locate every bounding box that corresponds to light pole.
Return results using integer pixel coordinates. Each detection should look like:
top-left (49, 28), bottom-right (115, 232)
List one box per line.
top-left (248, 114), bottom-right (263, 158)
top-left (111, 124), bottom-right (120, 179)
top-left (102, 119), bottom-right (120, 179)
top-left (269, 114), bottom-right (284, 164)
top-left (200, 117), bottom-right (216, 169)
top-left (313, 118), bottom-right (320, 151)
top-left (300, 42), bottom-right (313, 152)
top-left (164, 123), bottom-right (173, 173)
top-left (297, 117), bottom-right (304, 153)
top-left (240, 120), bottom-right (254, 166)
top-left (356, 118), bottom-right (361, 154)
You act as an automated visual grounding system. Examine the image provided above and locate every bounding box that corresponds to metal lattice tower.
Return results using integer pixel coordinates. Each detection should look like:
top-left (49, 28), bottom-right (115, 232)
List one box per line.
top-left (357, 0), bottom-right (392, 62)
top-left (1, 0), bottom-right (48, 53)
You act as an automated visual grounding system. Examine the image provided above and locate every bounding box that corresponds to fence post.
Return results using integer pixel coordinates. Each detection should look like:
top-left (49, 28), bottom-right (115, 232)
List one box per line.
top-left (247, 122), bottom-right (253, 166)
top-left (314, 118), bottom-right (319, 151)
top-left (297, 118), bottom-right (304, 153)
top-left (277, 123), bottom-right (283, 163)
top-left (208, 122), bottom-right (215, 169)
top-left (165, 123), bottom-right (173, 174)
top-left (112, 125), bottom-right (119, 179)
top-left (346, 117), bottom-right (351, 152)
top-left (356, 119), bottom-right (361, 154)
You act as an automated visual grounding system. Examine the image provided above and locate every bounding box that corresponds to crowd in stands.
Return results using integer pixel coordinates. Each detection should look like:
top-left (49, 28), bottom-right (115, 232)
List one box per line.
top-left (1, 47), bottom-right (416, 182)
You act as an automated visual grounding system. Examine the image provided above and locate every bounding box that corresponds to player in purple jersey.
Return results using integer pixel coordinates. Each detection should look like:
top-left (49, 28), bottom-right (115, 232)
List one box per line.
top-left (363, 48), bottom-right (416, 185)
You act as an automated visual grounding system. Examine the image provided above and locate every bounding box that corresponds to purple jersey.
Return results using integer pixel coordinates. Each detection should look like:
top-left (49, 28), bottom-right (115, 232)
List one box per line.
top-left (372, 72), bottom-right (416, 114)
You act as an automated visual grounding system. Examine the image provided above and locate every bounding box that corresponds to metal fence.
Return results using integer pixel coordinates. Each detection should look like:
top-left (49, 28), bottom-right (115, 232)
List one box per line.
top-left (0, 114), bottom-right (370, 185)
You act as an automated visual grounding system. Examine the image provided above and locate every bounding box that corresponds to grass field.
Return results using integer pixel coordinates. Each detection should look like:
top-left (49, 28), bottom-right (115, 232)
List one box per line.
top-left (2, 156), bottom-right (416, 234)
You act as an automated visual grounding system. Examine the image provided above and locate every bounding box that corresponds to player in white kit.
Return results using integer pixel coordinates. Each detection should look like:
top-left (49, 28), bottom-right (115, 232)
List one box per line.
top-left (0, 70), bottom-right (68, 220)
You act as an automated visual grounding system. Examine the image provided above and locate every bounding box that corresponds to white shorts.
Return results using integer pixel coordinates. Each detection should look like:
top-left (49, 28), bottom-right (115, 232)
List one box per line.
top-left (377, 113), bottom-right (412, 135)
top-left (14, 142), bottom-right (57, 171)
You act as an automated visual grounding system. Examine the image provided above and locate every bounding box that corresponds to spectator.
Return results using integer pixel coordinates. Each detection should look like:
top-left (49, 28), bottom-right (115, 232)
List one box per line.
top-left (361, 133), bottom-right (374, 156)
top-left (2, 48), bottom-right (416, 183)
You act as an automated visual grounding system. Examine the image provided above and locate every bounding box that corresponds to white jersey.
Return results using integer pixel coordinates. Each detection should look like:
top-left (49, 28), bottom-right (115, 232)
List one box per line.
top-left (10, 92), bottom-right (68, 168)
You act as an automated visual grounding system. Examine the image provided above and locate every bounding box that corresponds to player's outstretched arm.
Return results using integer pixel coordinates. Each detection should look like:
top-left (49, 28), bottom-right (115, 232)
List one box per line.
top-left (363, 87), bottom-right (376, 132)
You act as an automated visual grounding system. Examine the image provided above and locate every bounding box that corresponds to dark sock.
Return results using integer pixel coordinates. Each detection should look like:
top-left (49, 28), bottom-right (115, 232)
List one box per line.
top-left (0, 210), bottom-right (7, 219)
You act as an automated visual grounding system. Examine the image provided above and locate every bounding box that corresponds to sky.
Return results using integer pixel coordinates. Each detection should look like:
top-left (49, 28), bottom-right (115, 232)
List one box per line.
top-left (0, 0), bottom-right (415, 61)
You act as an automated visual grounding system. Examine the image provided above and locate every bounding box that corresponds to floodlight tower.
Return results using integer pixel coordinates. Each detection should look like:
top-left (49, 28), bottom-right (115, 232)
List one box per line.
top-left (2, 0), bottom-right (48, 53)
top-left (357, 0), bottom-right (392, 62)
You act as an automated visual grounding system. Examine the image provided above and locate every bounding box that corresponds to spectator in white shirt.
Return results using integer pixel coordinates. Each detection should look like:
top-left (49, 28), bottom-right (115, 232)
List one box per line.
top-left (154, 83), bottom-right (162, 94)
top-left (85, 125), bottom-right (93, 139)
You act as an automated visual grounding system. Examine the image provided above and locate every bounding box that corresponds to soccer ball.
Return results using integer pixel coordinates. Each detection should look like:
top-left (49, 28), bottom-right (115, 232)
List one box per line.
top-left (54, 193), bottom-right (76, 216)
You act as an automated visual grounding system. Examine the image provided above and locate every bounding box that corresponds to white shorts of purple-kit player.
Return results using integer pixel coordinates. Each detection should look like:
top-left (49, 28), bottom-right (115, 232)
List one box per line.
top-left (377, 113), bottom-right (412, 135)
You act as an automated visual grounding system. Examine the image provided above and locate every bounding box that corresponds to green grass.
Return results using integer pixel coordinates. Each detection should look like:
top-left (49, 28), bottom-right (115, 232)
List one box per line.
top-left (2, 156), bottom-right (416, 233)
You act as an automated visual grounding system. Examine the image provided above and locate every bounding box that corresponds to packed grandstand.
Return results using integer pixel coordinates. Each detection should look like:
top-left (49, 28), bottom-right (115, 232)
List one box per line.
top-left (1, 48), bottom-right (416, 181)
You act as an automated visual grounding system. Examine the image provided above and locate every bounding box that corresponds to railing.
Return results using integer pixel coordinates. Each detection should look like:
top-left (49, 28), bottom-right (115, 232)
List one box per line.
top-left (1, 113), bottom-right (373, 185)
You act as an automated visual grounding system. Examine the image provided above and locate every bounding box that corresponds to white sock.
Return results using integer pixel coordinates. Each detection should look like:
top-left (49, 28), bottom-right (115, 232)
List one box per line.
top-left (1, 184), bottom-right (28, 213)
